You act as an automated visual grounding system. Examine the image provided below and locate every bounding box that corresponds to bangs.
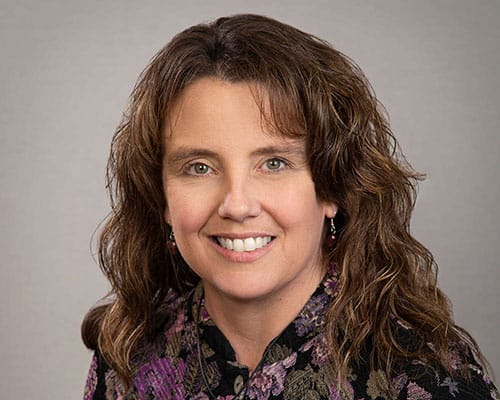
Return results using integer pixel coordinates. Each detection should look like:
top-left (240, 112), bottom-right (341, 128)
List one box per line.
top-left (247, 79), bottom-right (307, 141)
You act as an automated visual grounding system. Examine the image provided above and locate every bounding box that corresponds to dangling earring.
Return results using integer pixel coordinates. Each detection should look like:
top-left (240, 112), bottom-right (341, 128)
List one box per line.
top-left (167, 229), bottom-right (177, 253)
top-left (327, 218), bottom-right (336, 249)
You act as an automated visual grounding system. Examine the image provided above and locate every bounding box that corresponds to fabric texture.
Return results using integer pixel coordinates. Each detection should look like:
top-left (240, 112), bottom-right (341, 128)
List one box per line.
top-left (83, 269), bottom-right (498, 399)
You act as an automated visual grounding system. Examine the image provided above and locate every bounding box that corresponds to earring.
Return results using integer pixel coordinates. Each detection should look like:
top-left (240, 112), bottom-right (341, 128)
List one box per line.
top-left (327, 218), bottom-right (336, 249)
top-left (167, 229), bottom-right (177, 253)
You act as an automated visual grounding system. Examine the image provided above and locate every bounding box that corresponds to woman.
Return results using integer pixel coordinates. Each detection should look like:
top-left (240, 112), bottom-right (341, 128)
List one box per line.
top-left (82, 14), bottom-right (497, 400)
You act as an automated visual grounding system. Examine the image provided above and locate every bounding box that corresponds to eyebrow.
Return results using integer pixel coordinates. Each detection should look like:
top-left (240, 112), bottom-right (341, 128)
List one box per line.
top-left (250, 144), bottom-right (305, 158)
top-left (167, 148), bottom-right (218, 164)
top-left (166, 143), bottom-right (306, 164)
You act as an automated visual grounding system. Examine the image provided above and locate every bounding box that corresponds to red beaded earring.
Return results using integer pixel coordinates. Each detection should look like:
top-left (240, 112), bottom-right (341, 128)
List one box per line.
top-left (167, 229), bottom-right (177, 253)
top-left (327, 218), bottom-right (336, 249)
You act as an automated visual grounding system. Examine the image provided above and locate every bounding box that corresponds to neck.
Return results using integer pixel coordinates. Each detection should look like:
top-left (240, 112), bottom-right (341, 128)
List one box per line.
top-left (202, 269), bottom-right (324, 370)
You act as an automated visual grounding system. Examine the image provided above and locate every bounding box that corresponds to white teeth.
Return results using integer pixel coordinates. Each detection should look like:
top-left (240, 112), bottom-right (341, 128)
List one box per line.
top-left (216, 236), bottom-right (272, 252)
top-left (244, 238), bottom-right (256, 251)
top-left (233, 239), bottom-right (244, 252)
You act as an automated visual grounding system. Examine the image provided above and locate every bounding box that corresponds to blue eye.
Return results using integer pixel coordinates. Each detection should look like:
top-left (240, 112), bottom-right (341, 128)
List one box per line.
top-left (188, 163), bottom-right (212, 175)
top-left (263, 158), bottom-right (286, 171)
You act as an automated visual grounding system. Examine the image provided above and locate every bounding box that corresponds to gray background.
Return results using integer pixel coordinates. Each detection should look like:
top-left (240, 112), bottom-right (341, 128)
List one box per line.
top-left (1, 0), bottom-right (498, 398)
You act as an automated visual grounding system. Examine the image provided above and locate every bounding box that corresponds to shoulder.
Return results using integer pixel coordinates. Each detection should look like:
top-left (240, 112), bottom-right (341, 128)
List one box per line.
top-left (355, 354), bottom-right (498, 400)
top-left (154, 288), bottom-right (192, 336)
top-left (136, 287), bottom-right (194, 362)
top-left (350, 327), bottom-right (499, 400)
top-left (83, 352), bottom-right (112, 400)
top-left (389, 357), bottom-right (498, 400)
top-left (389, 323), bottom-right (498, 399)
top-left (82, 289), bottom-right (194, 399)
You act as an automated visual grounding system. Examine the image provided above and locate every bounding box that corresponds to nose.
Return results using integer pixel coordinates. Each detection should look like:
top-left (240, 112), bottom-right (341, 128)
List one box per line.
top-left (217, 174), bottom-right (261, 222)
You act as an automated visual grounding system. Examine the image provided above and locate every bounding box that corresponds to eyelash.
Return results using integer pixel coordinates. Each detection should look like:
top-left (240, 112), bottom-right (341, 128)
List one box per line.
top-left (261, 158), bottom-right (289, 172)
top-left (183, 157), bottom-right (291, 176)
top-left (185, 162), bottom-right (213, 176)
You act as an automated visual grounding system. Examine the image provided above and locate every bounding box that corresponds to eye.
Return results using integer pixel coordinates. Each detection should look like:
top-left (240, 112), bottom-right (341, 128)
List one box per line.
top-left (187, 162), bottom-right (212, 175)
top-left (262, 158), bottom-right (287, 171)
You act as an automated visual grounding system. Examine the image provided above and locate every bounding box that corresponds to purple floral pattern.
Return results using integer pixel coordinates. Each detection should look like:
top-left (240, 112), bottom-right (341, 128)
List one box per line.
top-left (293, 293), bottom-right (329, 337)
top-left (299, 334), bottom-right (329, 366)
top-left (84, 268), bottom-right (498, 399)
top-left (247, 353), bottom-right (297, 399)
top-left (440, 377), bottom-right (459, 396)
top-left (392, 373), bottom-right (409, 392)
top-left (83, 354), bottom-right (98, 400)
top-left (407, 381), bottom-right (432, 400)
top-left (135, 356), bottom-right (187, 399)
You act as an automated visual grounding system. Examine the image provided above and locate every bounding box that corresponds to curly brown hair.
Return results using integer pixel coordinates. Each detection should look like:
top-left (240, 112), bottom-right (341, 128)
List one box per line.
top-left (82, 14), bottom-right (484, 387)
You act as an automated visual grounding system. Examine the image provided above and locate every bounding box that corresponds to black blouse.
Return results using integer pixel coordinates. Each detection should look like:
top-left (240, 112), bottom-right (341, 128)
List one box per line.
top-left (84, 269), bottom-right (498, 399)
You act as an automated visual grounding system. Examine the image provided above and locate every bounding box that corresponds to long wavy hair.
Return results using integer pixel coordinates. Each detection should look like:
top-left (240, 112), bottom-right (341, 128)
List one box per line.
top-left (82, 14), bottom-right (484, 387)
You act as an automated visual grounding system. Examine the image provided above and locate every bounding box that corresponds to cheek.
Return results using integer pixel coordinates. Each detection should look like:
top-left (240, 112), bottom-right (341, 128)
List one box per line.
top-left (265, 180), bottom-right (325, 231)
top-left (165, 185), bottom-right (215, 237)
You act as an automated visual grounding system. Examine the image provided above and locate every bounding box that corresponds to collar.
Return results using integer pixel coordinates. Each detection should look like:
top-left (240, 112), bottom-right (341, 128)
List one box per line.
top-left (188, 265), bottom-right (340, 368)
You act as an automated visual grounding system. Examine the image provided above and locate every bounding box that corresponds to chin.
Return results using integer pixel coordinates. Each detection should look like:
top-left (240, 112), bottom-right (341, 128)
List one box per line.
top-left (206, 274), bottom-right (282, 303)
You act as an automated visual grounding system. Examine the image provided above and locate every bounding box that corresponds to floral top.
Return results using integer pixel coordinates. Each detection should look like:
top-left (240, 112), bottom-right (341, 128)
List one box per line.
top-left (84, 270), bottom-right (498, 400)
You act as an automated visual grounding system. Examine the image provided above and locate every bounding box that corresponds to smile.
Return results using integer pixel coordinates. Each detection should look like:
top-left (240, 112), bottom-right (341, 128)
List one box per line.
top-left (216, 236), bottom-right (273, 252)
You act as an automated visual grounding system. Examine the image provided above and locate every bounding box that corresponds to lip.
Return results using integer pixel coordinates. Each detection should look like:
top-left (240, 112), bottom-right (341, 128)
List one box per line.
top-left (207, 233), bottom-right (275, 263)
top-left (210, 232), bottom-right (274, 239)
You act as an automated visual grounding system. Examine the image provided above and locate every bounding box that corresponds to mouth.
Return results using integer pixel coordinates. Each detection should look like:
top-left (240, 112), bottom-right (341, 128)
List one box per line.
top-left (213, 236), bottom-right (274, 252)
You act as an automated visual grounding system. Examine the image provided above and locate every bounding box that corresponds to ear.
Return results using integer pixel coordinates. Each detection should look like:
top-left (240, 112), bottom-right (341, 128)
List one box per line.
top-left (324, 202), bottom-right (338, 219)
top-left (164, 207), bottom-right (171, 226)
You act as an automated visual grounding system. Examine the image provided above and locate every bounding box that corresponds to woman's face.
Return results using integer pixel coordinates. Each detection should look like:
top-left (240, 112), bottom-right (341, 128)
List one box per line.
top-left (162, 78), bottom-right (336, 305)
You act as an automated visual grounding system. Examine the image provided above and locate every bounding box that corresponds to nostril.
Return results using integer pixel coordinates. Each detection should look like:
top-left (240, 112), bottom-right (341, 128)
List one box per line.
top-left (217, 192), bottom-right (259, 221)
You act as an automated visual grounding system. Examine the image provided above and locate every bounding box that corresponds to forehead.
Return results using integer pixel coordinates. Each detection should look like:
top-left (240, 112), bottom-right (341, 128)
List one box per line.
top-left (165, 78), bottom-right (264, 135)
top-left (164, 78), bottom-right (303, 145)
top-left (164, 79), bottom-right (305, 164)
